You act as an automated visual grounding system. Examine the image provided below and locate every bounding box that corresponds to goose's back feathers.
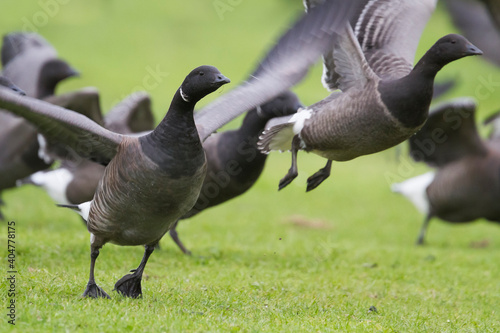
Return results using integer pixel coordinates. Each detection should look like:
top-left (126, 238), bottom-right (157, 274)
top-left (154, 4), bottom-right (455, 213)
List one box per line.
top-left (1, 32), bottom-right (53, 67)
top-left (409, 97), bottom-right (487, 167)
top-left (428, 154), bottom-right (500, 222)
top-left (104, 92), bottom-right (154, 134)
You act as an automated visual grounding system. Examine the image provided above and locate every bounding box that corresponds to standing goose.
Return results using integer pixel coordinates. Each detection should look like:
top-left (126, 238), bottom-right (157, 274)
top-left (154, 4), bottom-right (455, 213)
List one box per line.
top-left (0, 32), bottom-right (78, 219)
top-left (170, 91), bottom-right (303, 254)
top-left (17, 91), bottom-right (155, 206)
top-left (258, 0), bottom-right (483, 191)
top-left (0, 66), bottom-right (231, 298)
top-left (0, 0), bottom-right (367, 298)
top-left (391, 98), bottom-right (500, 245)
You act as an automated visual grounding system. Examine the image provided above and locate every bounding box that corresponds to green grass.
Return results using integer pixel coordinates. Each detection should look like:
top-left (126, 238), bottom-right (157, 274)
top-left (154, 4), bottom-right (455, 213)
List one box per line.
top-left (2, 1), bottom-right (500, 332)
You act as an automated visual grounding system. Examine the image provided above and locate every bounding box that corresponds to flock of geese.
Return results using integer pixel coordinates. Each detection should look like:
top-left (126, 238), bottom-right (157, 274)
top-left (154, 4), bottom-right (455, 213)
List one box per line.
top-left (0, 0), bottom-right (498, 299)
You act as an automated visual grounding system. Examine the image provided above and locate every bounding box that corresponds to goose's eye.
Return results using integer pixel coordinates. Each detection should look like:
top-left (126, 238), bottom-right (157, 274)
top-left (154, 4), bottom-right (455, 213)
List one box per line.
top-left (451, 40), bottom-right (456, 44)
top-left (199, 72), bottom-right (205, 76)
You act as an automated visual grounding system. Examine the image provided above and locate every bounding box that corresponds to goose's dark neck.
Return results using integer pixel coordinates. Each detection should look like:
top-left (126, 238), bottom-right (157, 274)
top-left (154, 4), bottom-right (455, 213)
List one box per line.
top-left (140, 89), bottom-right (204, 175)
top-left (150, 89), bottom-right (197, 145)
top-left (411, 51), bottom-right (445, 80)
top-left (236, 109), bottom-right (269, 138)
top-left (378, 54), bottom-right (442, 129)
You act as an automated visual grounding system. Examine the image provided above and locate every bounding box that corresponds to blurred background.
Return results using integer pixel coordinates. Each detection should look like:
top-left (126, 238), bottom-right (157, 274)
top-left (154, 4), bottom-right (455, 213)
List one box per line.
top-left (1, 0), bottom-right (498, 246)
top-left (1, 1), bottom-right (500, 330)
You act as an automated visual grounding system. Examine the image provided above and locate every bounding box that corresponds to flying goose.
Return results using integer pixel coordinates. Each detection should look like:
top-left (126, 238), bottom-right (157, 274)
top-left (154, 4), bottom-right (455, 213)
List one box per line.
top-left (258, 0), bottom-right (483, 191)
top-left (18, 90), bottom-right (155, 207)
top-left (0, 32), bottom-right (78, 219)
top-left (169, 91), bottom-right (303, 254)
top-left (0, 0), bottom-right (366, 298)
top-left (391, 98), bottom-right (500, 245)
top-left (444, 0), bottom-right (500, 67)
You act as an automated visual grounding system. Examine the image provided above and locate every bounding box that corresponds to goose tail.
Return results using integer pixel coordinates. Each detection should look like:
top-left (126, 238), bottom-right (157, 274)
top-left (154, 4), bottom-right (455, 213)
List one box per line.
top-left (258, 123), bottom-right (295, 154)
top-left (57, 201), bottom-right (91, 222)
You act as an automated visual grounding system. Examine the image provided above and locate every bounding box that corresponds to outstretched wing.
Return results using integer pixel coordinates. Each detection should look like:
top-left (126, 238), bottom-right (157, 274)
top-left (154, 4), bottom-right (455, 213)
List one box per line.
top-left (0, 88), bottom-right (123, 165)
top-left (409, 97), bottom-right (487, 167)
top-left (322, 0), bottom-right (436, 90)
top-left (194, 0), bottom-right (364, 141)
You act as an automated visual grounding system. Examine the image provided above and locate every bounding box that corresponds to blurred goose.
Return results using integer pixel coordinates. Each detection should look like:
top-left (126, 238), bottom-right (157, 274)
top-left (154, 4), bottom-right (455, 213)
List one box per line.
top-left (259, 0), bottom-right (483, 191)
top-left (170, 91), bottom-right (303, 254)
top-left (0, 32), bottom-right (78, 219)
top-left (391, 98), bottom-right (500, 245)
top-left (484, 109), bottom-right (500, 144)
top-left (0, 76), bottom-right (26, 217)
top-left (444, 0), bottom-right (500, 66)
top-left (18, 91), bottom-right (154, 206)
top-left (0, 0), bottom-right (365, 298)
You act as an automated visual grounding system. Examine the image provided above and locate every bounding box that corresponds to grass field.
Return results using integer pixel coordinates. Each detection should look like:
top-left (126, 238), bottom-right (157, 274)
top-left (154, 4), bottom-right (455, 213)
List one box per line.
top-left (1, 1), bottom-right (500, 332)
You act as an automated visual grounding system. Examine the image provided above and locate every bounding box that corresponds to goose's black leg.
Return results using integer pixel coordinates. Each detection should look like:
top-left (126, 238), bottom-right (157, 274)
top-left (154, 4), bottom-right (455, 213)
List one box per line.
top-left (306, 160), bottom-right (332, 192)
top-left (416, 214), bottom-right (432, 245)
top-left (279, 135), bottom-right (301, 190)
top-left (169, 220), bottom-right (191, 255)
top-left (83, 245), bottom-right (110, 299)
top-left (114, 244), bottom-right (156, 298)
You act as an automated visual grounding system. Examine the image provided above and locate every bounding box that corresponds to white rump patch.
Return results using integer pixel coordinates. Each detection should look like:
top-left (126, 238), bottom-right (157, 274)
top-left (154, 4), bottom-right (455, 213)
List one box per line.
top-left (29, 169), bottom-right (74, 205)
top-left (391, 171), bottom-right (435, 215)
top-left (290, 108), bottom-right (312, 134)
top-left (78, 201), bottom-right (92, 222)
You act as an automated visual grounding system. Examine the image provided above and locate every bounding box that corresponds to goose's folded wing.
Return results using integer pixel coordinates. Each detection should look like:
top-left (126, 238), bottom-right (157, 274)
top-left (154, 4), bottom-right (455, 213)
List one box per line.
top-left (0, 88), bottom-right (123, 165)
top-left (444, 0), bottom-right (500, 67)
top-left (44, 87), bottom-right (104, 125)
top-left (409, 97), bottom-right (487, 167)
top-left (354, 0), bottom-right (437, 80)
top-left (194, 0), bottom-right (363, 141)
top-left (104, 92), bottom-right (155, 134)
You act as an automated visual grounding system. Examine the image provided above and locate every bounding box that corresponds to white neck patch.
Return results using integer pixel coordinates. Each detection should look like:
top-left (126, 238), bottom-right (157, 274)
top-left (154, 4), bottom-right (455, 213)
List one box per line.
top-left (180, 87), bottom-right (190, 102)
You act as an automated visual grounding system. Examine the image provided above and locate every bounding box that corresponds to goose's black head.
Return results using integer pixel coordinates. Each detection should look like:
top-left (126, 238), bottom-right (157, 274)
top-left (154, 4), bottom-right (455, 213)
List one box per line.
top-left (38, 59), bottom-right (79, 98)
top-left (0, 75), bottom-right (25, 95)
top-left (256, 91), bottom-right (303, 120)
top-left (429, 34), bottom-right (483, 66)
top-left (179, 65), bottom-right (230, 104)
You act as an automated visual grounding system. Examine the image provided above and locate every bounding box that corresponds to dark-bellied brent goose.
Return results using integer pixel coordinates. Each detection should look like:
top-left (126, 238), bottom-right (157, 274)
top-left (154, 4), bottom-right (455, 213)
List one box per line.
top-left (258, 0), bottom-right (483, 192)
top-left (0, 32), bottom-right (78, 219)
top-left (0, 0), bottom-right (366, 298)
top-left (169, 91), bottom-right (303, 254)
top-left (392, 98), bottom-right (500, 245)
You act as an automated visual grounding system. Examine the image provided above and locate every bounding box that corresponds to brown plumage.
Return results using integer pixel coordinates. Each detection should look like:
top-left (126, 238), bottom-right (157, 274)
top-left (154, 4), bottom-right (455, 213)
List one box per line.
top-left (392, 98), bottom-right (500, 245)
top-left (259, 0), bottom-right (483, 192)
